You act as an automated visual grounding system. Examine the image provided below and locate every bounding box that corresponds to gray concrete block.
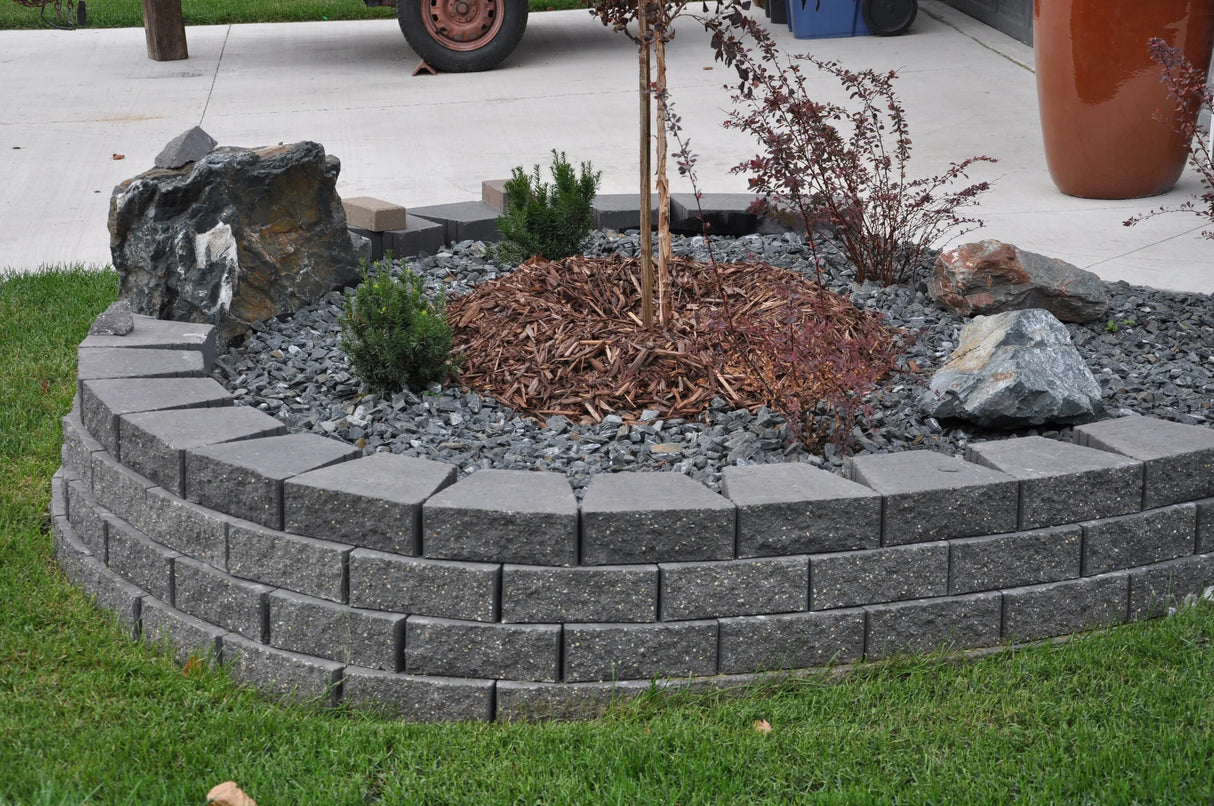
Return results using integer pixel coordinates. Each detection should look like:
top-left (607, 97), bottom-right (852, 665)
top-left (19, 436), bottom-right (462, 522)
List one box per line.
top-left (120, 406), bottom-right (286, 497)
top-left (140, 596), bottom-right (225, 666)
top-left (66, 478), bottom-right (107, 560)
top-left (949, 525), bottom-right (1082, 594)
top-left (79, 377), bottom-right (233, 457)
top-left (89, 448), bottom-right (151, 525)
top-left (849, 451), bottom-right (1019, 544)
top-left (104, 515), bottom-right (178, 604)
top-left (133, 485), bottom-right (228, 568)
top-left (660, 556), bottom-right (808, 620)
top-left (562, 620), bottom-right (718, 683)
top-left (173, 555), bottom-right (270, 642)
top-left (79, 315), bottom-right (217, 371)
top-left (580, 473), bottom-right (736, 564)
top-left (228, 519), bottom-right (350, 603)
top-left (342, 667), bottom-right (494, 722)
top-left (61, 408), bottom-right (102, 485)
top-left (718, 609), bottom-right (865, 674)
top-left (810, 542), bottom-right (948, 610)
top-left (53, 516), bottom-right (142, 639)
top-left (410, 201), bottom-right (501, 243)
top-left (348, 549), bottom-right (499, 622)
top-left (500, 564), bottom-right (658, 624)
top-left (51, 468), bottom-right (67, 522)
top-left (422, 470), bottom-right (577, 565)
top-left (1003, 573), bottom-right (1129, 642)
top-left (590, 194), bottom-right (661, 232)
top-left (268, 590), bottom-right (405, 671)
top-left (223, 633), bottom-right (343, 707)
top-left (864, 592), bottom-right (1002, 660)
top-left (405, 616), bottom-right (560, 682)
top-left (1081, 503), bottom-right (1196, 575)
top-left (1200, 498), bottom-right (1214, 553)
top-left (185, 433), bottom-right (360, 529)
top-left (495, 679), bottom-right (653, 722)
top-left (285, 452), bottom-right (456, 555)
top-left (721, 463), bottom-right (881, 557)
top-left (967, 436), bottom-right (1143, 528)
top-left (348, 227), bottom-right (385, 261)
top-left (385, 215), bottom-right (447, 258)
top-left (1129, 554), bottom-right (1214, 619)
top-left (1075, 416), bottom-right (1214, 508)
top-left (76, 347), bottom-right (206, 398)
top-left (669, 193), bottom-right (759, 235)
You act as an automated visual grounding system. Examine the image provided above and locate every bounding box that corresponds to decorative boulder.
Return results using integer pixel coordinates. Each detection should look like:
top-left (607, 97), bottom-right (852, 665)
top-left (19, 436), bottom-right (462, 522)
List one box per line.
top-left (920, 308), bottom-right (1105, 428)
top-left (109, 140), bottom-right (361, 351)
top-left (930, 240), bottom-right (1108, 323)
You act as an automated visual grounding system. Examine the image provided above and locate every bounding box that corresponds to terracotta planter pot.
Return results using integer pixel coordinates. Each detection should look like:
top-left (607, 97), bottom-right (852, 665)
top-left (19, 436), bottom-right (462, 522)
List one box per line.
top-left (1034, 0), bottom-right (1214, 199)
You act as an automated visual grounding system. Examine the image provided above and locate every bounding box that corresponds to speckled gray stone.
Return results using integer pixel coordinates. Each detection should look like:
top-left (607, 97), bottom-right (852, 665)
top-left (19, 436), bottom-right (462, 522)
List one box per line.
top-left (422, 470), bottom-right (577, 565)
top-left (61, 408), bottom-right (102, 485)
top-left (80, 314), bottom-right (216, 370)
top-left (120, 406), bottom-right (286, 497)
top-left (949, 525), bottom-right (1082, 594)
top-left (89, 449), bottom-right (151, 527)
top-left (864, 592), bottom-right (1002, 659)
top-left (268, 590), bottom-right (404, 671)
top-left (1128, 554), bottom-right (1214, 619)
top-left (1200, 498), bottom-right (1214, 553)
top-left (185, 433), bottom-right (360, 529)
top-left (500, 564), bottom-right (658, 623)
top-left (562, 620), bottom-right (718, 683)
top-left (79, 377), bottom-right (233, 457)
top-left (52, 516), bottom-right (143, 639)
top-left (140, 596), bottom-right (225, 666)
top-left (967, 436), bottom-right (1143, 528)
top-left (1075, 416), bottom-right (1214, 508)
top-left (131, 485), bottom-right (228, 568)
top-left (66, 478), bottom-right (107, 560)
top-left (173, 555), bottom-right (270, 642)
top-left (849, 451), bottom-right (1019, 545)
top-left (223, 633), bottom-right (342, 706)
top-left (342, 667), bottom-right (494, 722)
top-left (1081, 503), bottom-right (1196, 576)
top-left (717, 609), bottom-right (865, 674)
top-left (285, 452), bottom-right (456, 555)
top-left (721, 463), bottom-right (881, 557)
top-left (495, 679), bottom-right (653, 722)
top-left (228, 519), bottom-right (350, 603)
top-left (810, 542), bottom-right (949, 610)
top-left (76, 347), bottom-right (205, 396)
top-left (405, 616), bottom-right (560, 682)
top-left (659, 556), bottom-right (808, 620)
top-left (580, 473), bottom-right (736, 565)
top-left (347, 549), bottom-right (499, 622)
top-left (1003, 573), bottom-right (1129, 642)
top-left (104, 515), bottom-right (177, 604)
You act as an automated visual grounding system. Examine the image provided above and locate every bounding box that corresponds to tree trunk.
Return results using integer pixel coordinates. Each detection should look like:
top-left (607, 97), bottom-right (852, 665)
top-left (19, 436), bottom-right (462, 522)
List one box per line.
top-left (141, 0), bottom-right (188, 61)
top-left (654, 32), bottom-right (672, 327)
top-left (638, 3), bottom-right (654, 330)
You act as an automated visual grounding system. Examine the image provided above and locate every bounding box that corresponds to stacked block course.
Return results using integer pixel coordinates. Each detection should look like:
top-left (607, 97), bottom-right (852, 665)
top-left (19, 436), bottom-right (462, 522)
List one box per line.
top-left (54, 314), bottom-right (1214, 721)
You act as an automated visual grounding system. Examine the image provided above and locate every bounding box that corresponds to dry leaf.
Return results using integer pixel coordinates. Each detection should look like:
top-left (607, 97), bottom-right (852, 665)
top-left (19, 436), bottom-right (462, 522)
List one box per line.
top-left (183, 656), bottom-right (203, 676)
top-left (753, 719), bottom-right (773, 734)
top-left (207, 781), bottom-right (256, 806)
top-left (112, 153), bottom-right (125, 160)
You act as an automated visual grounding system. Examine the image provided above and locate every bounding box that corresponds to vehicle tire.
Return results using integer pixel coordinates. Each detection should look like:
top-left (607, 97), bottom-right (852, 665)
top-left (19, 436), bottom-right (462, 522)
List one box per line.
top-left (398, 0), bottom-right (528, 72)
top-left (861, 0), bottom-right (916, 35)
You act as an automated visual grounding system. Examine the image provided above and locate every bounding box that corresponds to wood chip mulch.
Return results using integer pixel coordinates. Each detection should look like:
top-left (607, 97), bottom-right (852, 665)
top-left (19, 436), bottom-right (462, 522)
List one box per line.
top-left (446, 254), bottom-right (901, 425)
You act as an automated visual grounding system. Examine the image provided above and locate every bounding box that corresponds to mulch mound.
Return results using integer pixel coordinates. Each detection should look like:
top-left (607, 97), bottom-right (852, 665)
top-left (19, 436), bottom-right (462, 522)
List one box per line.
top-left (447, 254), bottom-right (901, 426)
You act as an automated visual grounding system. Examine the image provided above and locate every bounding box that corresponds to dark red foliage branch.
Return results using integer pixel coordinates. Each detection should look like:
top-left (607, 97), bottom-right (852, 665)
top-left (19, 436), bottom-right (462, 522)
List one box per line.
top-left (699, 3), bottom-right (996, 286)
top-left (1124, 37), bottom-right (1214, 239)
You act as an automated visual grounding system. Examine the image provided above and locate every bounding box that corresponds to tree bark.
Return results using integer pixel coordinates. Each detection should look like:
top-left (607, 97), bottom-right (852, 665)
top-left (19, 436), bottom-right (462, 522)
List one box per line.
top-left (141, 0), bottom-right (188, 61)
top-left (654, 32), bottom-right (672, 328)
top-left (638, 3), bottom-right (654, 330)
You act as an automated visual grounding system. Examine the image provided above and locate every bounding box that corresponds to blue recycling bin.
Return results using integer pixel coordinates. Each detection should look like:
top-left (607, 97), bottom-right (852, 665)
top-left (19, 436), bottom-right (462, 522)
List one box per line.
top-left (787, 0), bottom-right (871, 38)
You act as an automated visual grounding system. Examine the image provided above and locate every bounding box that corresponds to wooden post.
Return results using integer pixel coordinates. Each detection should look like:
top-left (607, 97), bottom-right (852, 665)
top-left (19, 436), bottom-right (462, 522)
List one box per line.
top-left (141, 0), bottom-right (188, 61)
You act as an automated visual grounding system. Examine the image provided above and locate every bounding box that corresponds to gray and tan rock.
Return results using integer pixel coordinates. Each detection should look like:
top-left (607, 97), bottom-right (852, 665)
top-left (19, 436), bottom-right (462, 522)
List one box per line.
top-left (921, 308), bottom-right (1105, 428)
top-left (930, 240), bottom-right (1108, 323)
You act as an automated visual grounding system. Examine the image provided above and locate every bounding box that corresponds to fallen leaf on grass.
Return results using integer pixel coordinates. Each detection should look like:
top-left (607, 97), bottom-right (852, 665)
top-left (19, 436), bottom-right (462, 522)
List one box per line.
top-left (753, 719), bottom-right (772, 734)
top-left (207, 781), bottom-right (256, 806)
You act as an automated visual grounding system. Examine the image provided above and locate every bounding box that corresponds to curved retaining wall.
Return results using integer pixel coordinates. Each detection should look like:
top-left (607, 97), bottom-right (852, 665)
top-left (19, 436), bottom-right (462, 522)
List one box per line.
top-left (53, 313), bottom-right (1214, 721)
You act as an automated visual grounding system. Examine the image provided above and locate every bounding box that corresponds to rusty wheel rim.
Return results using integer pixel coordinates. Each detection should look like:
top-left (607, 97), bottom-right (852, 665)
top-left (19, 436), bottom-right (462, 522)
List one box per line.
top-left (423, 0), bottom-right (504, 51)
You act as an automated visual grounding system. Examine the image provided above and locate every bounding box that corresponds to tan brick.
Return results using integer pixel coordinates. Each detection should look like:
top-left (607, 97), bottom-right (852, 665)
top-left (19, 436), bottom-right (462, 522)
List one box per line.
top-left (342, 196), bottom-right (408, 232)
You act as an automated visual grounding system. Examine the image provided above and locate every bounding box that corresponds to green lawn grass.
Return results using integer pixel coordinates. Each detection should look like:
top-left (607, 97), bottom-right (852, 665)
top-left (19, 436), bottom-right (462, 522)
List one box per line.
top-left (0, 0), bottom-right (585, 30)
top-left (2, 265), bottom-right (1213, 805)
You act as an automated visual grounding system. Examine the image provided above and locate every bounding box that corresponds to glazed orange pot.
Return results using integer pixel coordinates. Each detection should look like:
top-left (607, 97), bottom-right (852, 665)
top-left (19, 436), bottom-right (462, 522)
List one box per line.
top-left (1035, 0), bottom-right (1214, 199)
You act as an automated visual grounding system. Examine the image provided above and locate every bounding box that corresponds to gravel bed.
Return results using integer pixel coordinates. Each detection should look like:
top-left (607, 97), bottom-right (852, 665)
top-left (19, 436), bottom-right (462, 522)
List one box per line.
top-left (212, 230), bottom-right (1214, 498)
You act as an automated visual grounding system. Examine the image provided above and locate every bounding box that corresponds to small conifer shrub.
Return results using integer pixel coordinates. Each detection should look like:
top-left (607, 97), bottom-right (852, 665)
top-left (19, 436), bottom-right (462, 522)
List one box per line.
top-left (495, 150), bottom-right (601, 263)
top-left (339, 258), bottom-right (458, 394)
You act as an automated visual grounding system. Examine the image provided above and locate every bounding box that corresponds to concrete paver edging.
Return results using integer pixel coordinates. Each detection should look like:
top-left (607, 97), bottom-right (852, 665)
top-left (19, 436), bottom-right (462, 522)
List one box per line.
top-left (54, 311), bottom-right (1214, 722)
